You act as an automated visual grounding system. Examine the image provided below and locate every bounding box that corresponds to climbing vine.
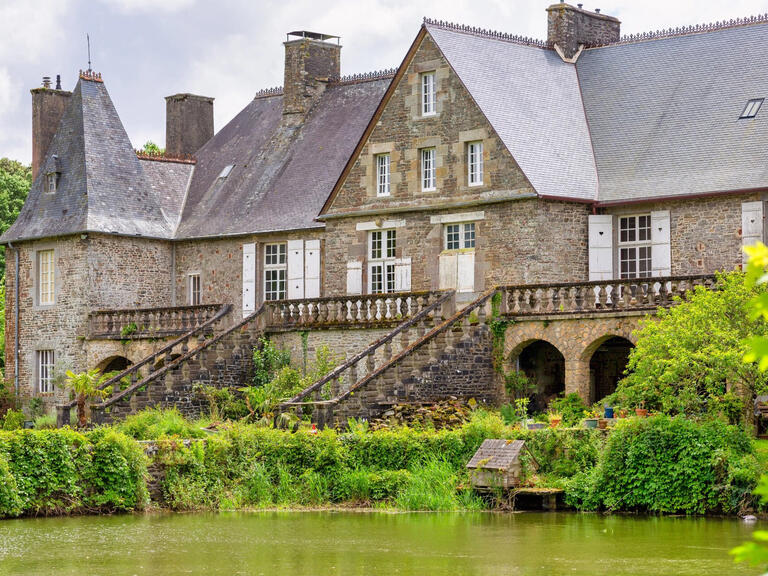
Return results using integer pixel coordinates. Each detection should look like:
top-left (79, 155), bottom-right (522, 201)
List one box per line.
top-left (489, 291), bottom-right (512, 375)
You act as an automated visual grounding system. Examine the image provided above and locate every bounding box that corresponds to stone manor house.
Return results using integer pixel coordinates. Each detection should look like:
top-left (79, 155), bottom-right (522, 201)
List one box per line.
top-left (4, 3), bottom-right (768, 425)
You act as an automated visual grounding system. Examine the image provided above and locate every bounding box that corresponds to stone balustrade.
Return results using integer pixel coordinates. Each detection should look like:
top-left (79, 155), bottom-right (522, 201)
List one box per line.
top-left (88, 304), bottom-right (224, 339)
top-left (499, 274), bottom-right (716, 318)
top-left (263, 291), bottom-right (446, 329)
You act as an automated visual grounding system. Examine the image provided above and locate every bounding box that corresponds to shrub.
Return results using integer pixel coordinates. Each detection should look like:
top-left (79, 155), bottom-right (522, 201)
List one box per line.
top-left (614, 272), bottom-right (768, 417)
top-left (2, 409), bottom-right (24, 430)
top-left (565, 415), bottom-right (758, 514)
top-left (84, 428), bottom-right (148, 510)
top-left (549, 393), bottom-right (588, 427)
top-left (252, 338), bottom-right (291, 388)
top-left (117, 407), bottom-right (206, 440)
top-left (33, 414), bottom-right (56, 430)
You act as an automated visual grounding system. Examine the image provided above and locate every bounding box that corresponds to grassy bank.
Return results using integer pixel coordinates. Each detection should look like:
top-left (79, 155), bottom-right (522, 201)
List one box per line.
top-left (0, 409), bottom-right (761, 518)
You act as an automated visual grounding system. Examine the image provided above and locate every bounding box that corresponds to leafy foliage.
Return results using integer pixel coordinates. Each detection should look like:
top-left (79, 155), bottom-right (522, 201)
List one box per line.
top-left (117, 407), bottom-right (206, 440)
top-left (63, 369), bottom-right (112, 427)
top-left (1, 409), bottom-right (24, 430)
top-left (0, 158), bottom-right (31, 278)
top-left (565, 415), bottom-right (758, 514)
top-left (612, 272), bottom-right (768, 418)
top-left (252, 338), bottom-right (291, 388)
top-left (549, 393), bottom-right (589, 427)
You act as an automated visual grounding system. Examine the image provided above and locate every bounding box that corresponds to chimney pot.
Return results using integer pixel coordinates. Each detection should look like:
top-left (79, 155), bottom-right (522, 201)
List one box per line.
top-left (165, 93), bottom-right (214, 157)
top-left (42, 76), bottom-right (51, 89)
top-left (55, 74), bottom-right (62, 90)
top-left (595, 8), bottom-right (600, 13)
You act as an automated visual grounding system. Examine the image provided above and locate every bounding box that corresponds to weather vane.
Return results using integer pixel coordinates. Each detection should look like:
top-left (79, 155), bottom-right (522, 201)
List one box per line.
top-left (87, 33), bottom-right (92, 72)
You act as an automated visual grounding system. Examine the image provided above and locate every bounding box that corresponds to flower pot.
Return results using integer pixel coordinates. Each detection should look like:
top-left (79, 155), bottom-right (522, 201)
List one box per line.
top-left (528, 422), bottom-right (547, 430)
top-left (598, 418), bottom-right (609, 430)
top-left (549, 417), bottom-right (562, 428)
top-left (604, 406), bottom-right (614, 419)
top-left (583, 418), bottom-right (599, 429)
top-left (635, 408), bottom-right (648, 418)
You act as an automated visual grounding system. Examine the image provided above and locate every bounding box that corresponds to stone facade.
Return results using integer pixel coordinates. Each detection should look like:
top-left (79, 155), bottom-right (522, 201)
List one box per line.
top-left (165, 93), bottom-right (214, 157)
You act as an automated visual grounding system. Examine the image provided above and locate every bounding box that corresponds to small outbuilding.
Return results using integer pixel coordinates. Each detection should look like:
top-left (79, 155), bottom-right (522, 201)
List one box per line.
top-left (466, 439), bottom-right (537, 490)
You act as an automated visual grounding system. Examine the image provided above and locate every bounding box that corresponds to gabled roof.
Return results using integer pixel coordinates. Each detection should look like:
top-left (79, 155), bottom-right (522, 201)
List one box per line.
top-left (578, 21), bottom-right (768, 203)
top-left (425, 22), bottom-right (598, 202)
top-left (2, 77), bottom-right (175, 243)
top-left (467, 439), bottom-right (528, 470)
top-left (175, 77), bottom-right (392, 239)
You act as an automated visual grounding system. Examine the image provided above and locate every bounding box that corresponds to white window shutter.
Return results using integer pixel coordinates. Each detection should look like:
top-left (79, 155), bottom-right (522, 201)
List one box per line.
top-left (588, 215), bottom-right (613, 281)
top-left (304, 239), bottom-right (321, 298)
top-left (287, 239), bottom-right (304, 299)
top-left (439, 253), bottom-right (458, 290)
top-left (346, 261), bottom-right (362, 295)
top-left (242, 243), bottom-right (256, 317)
top-left (742, 201), bottom-right (764, 266)
top-left (651, 210), bottom-right (671, 277)
top-left (457, 252), bottom-right (475, 292)
top-left (394, 257), bottom-right (411, 292)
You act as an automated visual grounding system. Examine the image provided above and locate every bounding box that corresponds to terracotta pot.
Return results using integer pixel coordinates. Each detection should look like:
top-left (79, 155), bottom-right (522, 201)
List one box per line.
top-left (549, 417), bottom-right (562, 428)
top-left (598, 418), bottom-right (609, 430)
top-left (618, 409), bottom-right (628, 419)
top-left (635, 408), bottom-right (648, 418)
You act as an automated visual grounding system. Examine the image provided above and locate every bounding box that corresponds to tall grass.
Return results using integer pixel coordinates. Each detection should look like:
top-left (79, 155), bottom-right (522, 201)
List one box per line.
top-left (116, 407), bottom-right (206, 440)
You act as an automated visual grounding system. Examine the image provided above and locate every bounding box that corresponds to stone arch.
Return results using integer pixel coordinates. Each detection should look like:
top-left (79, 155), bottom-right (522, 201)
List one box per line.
top-left (95, 355), bottom-right (132, 374)
top-left (584, 335), bottom-right (635, 404)
top-left (508, 338), bottom-right (566, 413)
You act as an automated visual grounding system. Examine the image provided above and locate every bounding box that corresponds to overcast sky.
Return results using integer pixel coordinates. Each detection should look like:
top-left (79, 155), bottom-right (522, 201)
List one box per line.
top-left (2, 0), bottom-right (768, 164)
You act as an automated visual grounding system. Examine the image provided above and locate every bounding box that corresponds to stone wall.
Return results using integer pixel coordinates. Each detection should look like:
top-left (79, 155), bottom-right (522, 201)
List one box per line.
top-left (547, 3), bottom-right (621, 58)
top-left (601, 193), bottom-right (757, 276)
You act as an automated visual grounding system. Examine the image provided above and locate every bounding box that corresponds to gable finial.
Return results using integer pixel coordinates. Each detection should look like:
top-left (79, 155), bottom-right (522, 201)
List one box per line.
top-left (87, 33), bottom-right (92, 73)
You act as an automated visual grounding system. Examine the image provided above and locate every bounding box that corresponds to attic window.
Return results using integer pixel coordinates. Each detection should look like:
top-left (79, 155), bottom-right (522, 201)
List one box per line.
top-left (218, 165), bottom-right (234, 179)
top-left (740, 98), bottom-right (764, 119)
top-left (46, 172), bottom-right (58, 194)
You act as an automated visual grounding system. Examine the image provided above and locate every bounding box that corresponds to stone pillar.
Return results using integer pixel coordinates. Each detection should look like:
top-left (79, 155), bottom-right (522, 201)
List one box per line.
top-left (564, 358), bottom-right (591, 403)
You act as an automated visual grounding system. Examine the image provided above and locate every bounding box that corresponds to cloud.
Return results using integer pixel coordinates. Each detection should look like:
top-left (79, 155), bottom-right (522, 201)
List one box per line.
top-left (0, 0), bottom-right (70, 62)
top-left (96, 0), bottom-right (195, 13)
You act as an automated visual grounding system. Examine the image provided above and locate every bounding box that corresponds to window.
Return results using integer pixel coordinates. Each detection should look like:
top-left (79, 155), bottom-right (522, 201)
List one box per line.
top-left (376, 154), bottom-right (390, 197)
top-left (740, 98), bottom-right (764, 119)
top-left (619, 215), bottom-right (652, 279)
top-left (46, 172), bottom-right (58, 194)
top-left (445, 223), bottom-right (476, 250)
top-left (264, 243), bottom-right (287, 301)
top-left (38, 249), bottom-right (54, 305)
top-left (421, 148), bottom-right (436, 191)
top-left (467, 141), bottom-right (483, 186)
top-left (369, 229), bottom-right (397, 293)
top-left (421, 72), bottom-right (436, 116)
top-left (218, 164), bottom-right (234, 179)
top-left (38, 350), bottom-right (54, 393)
top-left (188, 273), bottom-right (201, 306)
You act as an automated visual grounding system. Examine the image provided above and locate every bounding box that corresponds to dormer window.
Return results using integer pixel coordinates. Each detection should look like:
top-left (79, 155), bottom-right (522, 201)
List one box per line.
top-left (421, 72), bottom-right (436, 116)
top-left (46, 172), bottom-right (58, 194)
top-left (218, 165), bottom-right (234, 179)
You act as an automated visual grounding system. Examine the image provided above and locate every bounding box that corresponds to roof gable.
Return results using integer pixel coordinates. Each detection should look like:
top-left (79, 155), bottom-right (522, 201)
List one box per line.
top-left (426, 23), bottom-right (598, 202)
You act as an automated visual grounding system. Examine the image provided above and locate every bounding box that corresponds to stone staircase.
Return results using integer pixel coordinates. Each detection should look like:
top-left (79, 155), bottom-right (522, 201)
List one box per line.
top-left (280, 288), bottom-right (501, 427)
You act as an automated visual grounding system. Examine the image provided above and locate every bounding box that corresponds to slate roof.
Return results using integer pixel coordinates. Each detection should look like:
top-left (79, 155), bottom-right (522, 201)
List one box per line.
top-left (466, 439), bottom-right (527, 470)
top-left (577, 22), bottom-right (768, 203)
top-left (175, 78), bottom-right (391, 238)
top-left (426, 23), bottom-right (599, 202)
top-left (2, 77), bottom-right (175, 243)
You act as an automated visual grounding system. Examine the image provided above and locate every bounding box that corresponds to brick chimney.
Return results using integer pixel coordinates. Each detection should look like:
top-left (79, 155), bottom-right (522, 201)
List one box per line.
top-left (547, 3), bottom-right (620, 59)
top-left (31, 75), bottom-right (71, 180)
top-left (283, 31), bottom-right (341, 116)
top-left (165, 93), bottom-right (214, 157)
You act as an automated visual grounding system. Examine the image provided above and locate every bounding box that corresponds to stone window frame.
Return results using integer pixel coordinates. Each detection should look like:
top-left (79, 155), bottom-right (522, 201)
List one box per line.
top-left (444, 222), bottom-right (476, 251)
top-left (410, 60), bottom-right (444, 120)
top-left (45, 172), bottom-right (58, 194)
top-left (368, 229), bottom-right (397, 294)
top-left (32, 244), bottom-right (59, 309)
top-left (187, 271), bottom-right (202, 306)
top-left (366, 142), bottom-right (398, 200)
top-left (457, 129), bottom-right (488, 191)
top-left (375, 153), bottom-right (391, 197)
top-left (467, 141), bottom-right (484, 187)
top-left (421, 71), bottom-right (437, 117)
top-left (421, 147), bottom-right (437, 192)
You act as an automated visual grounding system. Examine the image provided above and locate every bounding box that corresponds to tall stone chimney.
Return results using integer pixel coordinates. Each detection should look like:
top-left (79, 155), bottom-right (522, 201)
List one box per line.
top-left (283, 31), bottom-right (341, 116)
top-left (165, 93), bottom-right (214, 157)
top-left (547, 3), bottom-right (620, 59)
top-left (31, 75), bottom-right (71, 180)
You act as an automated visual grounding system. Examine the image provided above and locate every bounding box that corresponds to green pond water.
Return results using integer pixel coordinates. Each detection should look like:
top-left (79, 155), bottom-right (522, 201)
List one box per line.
top-left (0, 511), bottom-right (760, 575)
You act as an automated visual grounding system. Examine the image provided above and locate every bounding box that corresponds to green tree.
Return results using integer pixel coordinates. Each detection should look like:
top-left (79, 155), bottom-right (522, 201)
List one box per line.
top-left (612, 272), bottom-right (768, 418)
top-left (63, 369), bottom-right (112, 428)
top-left (0, 158), bottom-right (31, 278)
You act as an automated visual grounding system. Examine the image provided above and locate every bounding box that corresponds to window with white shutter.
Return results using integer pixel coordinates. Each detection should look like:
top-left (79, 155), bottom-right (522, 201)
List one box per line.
top-left (742, 202), bottom-right (764, 267)
top-left (242, 243), bottom-right (256, 317)
top-left (588, 215), bottom-right (613, 281)
top-left (264, 243), bottom-right (287, 301)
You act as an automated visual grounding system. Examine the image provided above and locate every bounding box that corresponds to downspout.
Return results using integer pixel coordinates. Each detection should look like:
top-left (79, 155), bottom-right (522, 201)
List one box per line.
top-left (170, 243), bottom-right (176, 307)
top-left (7, 242), bottom-right (19, 397)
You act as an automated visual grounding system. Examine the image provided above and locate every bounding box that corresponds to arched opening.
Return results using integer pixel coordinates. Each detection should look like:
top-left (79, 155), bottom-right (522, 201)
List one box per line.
top-left (589, 336), bottom-right (634, 403)
top-left (513, 340), bottom-right (565, 414)
top-left (98, 355), bottom-right (132, 375)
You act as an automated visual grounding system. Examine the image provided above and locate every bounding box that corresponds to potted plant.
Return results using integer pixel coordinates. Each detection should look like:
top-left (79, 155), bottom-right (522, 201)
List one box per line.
top-left (635, 402), bottom-right (648, 418)
top-left (548, 411), bottom-right (562, 428)
top-left (617, 407), bottom-right (628, 418)
top-left (583, 409), bottom-right (599, 429)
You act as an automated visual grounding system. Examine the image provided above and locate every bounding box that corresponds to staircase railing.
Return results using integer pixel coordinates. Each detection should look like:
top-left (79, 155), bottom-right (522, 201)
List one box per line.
top-left (56, 303), bottom-right (233, 427)
top-left (85, 303), bottom-right (269, 421)
top-left (88, 304), bottom-right (224, 339)
top-left (499, 274), bottom-right (716, 317)
top-left (280, 290), bottom-right (455, 406)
